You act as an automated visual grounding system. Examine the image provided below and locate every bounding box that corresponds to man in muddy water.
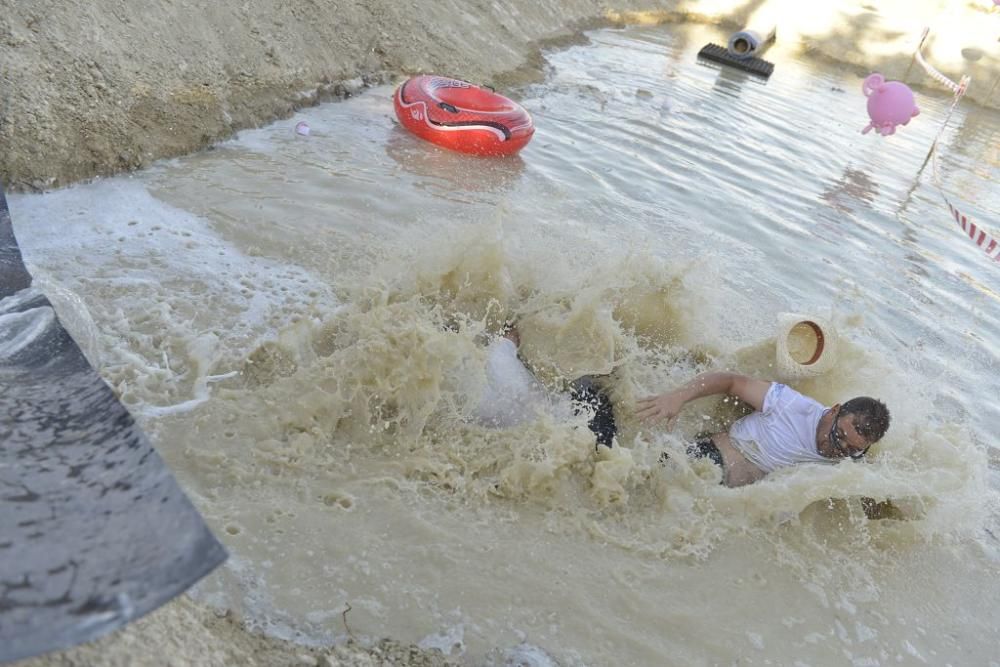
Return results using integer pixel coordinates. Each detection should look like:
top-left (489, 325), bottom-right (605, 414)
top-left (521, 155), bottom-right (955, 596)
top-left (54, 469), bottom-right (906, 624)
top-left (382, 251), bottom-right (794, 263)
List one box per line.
top-left (636, 371), bottom-right (890, 487)
top-left (471, 324), bottom-right (617, 448)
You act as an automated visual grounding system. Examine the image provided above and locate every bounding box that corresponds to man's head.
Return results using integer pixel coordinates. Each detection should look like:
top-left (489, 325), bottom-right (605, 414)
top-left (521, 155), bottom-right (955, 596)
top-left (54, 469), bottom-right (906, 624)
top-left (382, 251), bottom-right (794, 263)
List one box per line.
top-left (841, 397), bottom-right (891, 442)
top-left (823, 397), bottom-right (891, 459)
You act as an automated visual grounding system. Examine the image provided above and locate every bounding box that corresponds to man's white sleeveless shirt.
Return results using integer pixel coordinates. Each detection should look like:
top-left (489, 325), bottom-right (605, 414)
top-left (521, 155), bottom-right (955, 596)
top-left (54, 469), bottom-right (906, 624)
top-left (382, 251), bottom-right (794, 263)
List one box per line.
top-left (728, 383), bottom-right (833, 473)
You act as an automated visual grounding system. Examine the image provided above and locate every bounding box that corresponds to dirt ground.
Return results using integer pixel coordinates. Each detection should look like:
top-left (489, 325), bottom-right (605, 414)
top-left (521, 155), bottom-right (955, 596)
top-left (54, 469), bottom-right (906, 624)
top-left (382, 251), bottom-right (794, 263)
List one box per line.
top-left (14, 595), bottom-right (462, 667)
top-left (0, 0), bottom-right (683, 192)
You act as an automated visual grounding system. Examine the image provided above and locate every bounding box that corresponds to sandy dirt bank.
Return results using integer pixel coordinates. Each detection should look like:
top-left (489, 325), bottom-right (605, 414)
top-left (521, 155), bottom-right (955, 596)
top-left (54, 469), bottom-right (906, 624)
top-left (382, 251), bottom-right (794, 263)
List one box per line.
top-left (2, 0), bottom-right (997, 192)
top-left (14, 595), bottom-right (460, 667)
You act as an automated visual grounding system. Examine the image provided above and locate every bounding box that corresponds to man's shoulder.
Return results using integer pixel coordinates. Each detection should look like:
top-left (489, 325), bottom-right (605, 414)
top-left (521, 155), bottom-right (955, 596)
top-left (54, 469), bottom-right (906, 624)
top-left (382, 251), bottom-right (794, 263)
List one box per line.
top-left (766, 383), bottom-right (824, 414)
top-left (761, 381), bottom-right (786, 412)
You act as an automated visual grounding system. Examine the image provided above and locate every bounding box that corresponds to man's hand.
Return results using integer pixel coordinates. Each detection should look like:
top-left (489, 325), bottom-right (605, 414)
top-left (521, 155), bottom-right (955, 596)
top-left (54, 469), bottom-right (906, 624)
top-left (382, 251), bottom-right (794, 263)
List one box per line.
top-left (636, 391), bottom-right (687, 429)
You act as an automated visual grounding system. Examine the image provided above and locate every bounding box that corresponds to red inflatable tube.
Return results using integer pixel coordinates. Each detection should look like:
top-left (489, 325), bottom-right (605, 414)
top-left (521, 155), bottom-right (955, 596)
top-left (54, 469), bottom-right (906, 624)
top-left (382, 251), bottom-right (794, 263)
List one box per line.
top-left (393, 75), bottom-right (534, 157)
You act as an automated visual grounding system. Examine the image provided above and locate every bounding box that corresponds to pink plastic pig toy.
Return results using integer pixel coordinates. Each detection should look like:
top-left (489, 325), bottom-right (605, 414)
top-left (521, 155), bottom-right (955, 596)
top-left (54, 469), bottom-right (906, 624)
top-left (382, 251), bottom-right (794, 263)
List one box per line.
top-left (861, 73), bottom-right (920, 136)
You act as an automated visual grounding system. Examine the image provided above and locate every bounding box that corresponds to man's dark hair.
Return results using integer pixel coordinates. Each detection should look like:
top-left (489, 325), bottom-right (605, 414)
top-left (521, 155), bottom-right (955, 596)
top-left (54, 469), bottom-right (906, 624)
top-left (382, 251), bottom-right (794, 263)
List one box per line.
top-left (841, 397), bottom-right (891, 444)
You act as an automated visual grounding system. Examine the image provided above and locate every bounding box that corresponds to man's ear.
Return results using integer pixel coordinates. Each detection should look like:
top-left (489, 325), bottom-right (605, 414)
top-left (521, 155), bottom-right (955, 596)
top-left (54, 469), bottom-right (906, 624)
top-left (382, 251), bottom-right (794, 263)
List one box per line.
top-left (830, 402), bottom-right (842, 414)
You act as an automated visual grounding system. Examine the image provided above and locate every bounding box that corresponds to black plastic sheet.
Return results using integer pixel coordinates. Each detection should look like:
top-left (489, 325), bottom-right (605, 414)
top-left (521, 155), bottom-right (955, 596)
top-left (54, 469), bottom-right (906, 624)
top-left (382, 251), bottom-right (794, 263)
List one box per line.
top-left (0, 185), bottom-right (227, 663)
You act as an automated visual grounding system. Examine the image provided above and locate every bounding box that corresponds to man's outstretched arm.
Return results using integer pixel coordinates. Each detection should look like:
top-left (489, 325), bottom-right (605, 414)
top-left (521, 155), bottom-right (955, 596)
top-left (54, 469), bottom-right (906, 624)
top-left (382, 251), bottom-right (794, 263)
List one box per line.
top-left (635, 372), bottom-right (771, 429)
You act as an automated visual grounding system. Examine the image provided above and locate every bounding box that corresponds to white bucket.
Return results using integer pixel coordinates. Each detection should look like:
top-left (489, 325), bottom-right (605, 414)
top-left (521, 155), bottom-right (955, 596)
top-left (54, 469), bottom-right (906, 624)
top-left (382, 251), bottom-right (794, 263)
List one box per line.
top-left (774, 312), bottom-right (837, 380)
top-left (726, 27), bottom-right (776, 60)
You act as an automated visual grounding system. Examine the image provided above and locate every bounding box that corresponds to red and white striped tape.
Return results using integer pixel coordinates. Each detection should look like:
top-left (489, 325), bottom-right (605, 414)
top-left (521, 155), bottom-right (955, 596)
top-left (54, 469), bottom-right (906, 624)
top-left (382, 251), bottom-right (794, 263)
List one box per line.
top-left (946, 199), bottom-right (1000, 262)
top-left (915, 29), bottom-right (968, 96)
top-left (915, 28), bottom-right (998, 265)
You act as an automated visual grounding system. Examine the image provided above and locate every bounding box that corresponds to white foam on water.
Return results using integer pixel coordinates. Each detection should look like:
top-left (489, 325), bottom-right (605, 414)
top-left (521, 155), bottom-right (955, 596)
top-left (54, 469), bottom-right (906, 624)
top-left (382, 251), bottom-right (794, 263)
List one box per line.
top-left (417, 623), bottom-right (465, 657)
top-left (10, 179), bottom-right (340, 415)
top-left (490, 642), bottom-right (562, 667)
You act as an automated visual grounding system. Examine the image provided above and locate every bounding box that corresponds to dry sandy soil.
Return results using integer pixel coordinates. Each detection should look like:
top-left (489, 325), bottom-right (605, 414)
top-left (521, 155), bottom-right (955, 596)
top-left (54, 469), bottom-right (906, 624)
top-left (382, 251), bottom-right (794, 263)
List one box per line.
top-left (15, 595), bottom-right (462, 667)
